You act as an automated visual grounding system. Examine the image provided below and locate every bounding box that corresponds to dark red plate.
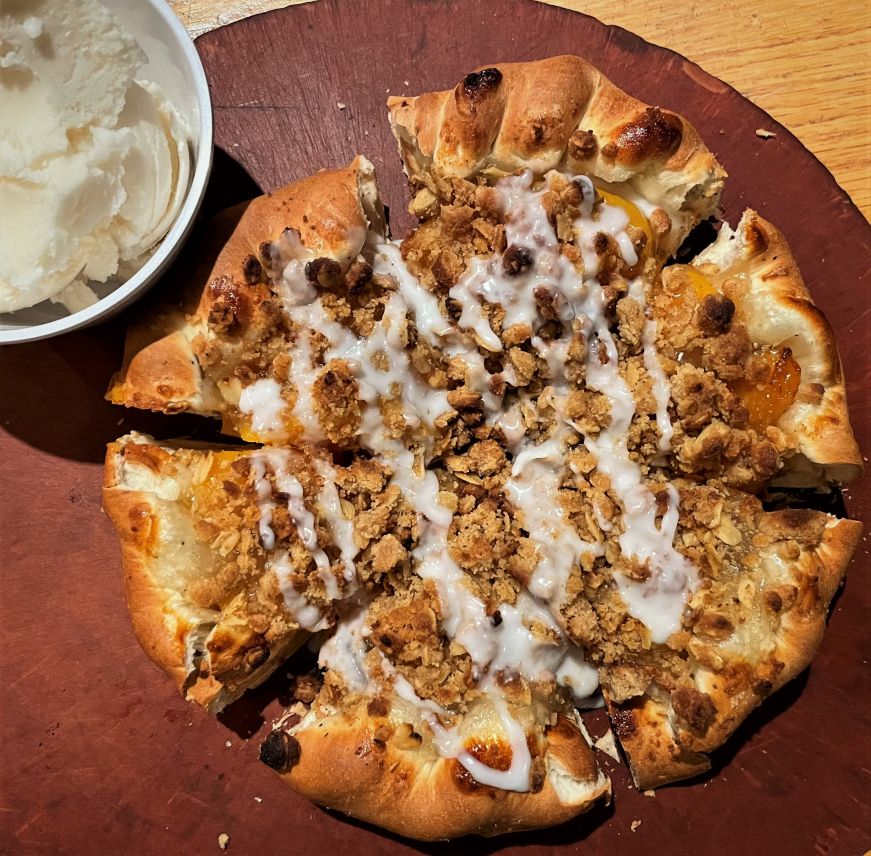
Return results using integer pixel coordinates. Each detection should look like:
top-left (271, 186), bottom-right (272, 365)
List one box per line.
top-left (2, 1), bottom-right (868, 853)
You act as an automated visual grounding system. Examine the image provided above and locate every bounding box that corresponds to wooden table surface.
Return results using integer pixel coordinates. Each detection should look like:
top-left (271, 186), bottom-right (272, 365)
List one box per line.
top-left (169, 0), bottom-right (871, 217)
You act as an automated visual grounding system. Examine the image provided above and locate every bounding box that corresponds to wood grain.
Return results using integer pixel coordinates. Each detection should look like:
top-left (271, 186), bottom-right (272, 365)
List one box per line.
top-left (169, 0), bottom-right (871, 217)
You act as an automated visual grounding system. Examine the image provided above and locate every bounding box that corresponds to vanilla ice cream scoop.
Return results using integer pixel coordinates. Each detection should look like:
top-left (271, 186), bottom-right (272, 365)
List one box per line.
top-left (0, 0), bottom-right (191, 314)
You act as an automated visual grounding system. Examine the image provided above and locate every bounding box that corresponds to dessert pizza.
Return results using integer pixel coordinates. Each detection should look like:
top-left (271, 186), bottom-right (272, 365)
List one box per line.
top-left (102, 56), bottom-right (862, 838)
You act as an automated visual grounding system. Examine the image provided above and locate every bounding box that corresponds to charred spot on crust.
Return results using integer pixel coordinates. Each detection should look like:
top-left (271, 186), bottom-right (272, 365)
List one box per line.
top-left (697, 294), bottom-right (736, 336)
top-left (568, 128), bottom-right (598, 160)
top-left (305, 257), bottom-right (342, 288)
top-left (242, 254), bottom-right (263, 284)
top-left (615, 107), bottom-right (683, 165)
top-left (777, 507), bottom-right (818, 532)
top-left (502, 245), bottom-right (534, 276)
top-left (259, 730), bottom-right (300, 773)
top-left (461, 67), bottom-right (502, 102)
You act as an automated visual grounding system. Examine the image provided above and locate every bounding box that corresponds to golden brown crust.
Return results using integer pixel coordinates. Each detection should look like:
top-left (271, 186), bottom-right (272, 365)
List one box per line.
top-left (106, 156), bottom-right (380, 416)
top-left (192, 155), bottom-right (380, 323)
top-left (608, 513), bottom-right (862, 790)
top-left (388, 56), bottom-right (726, 257)
top-left (604, 695), bottom-right (710, 788)
top-left (107, 328), bottom-right (216, 414)
top-left (103, 441), bottom-right (209, 690)
top-left (272, 701), bottom-right (609, 840)
top-left (694, 210), bottom-right (863, 486)
top-left (103, 448), bottom-right (192, 693)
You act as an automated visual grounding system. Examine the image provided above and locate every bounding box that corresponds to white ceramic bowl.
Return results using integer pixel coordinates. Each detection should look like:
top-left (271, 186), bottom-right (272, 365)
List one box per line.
top-left (0, 0), bottom-right (213, 345)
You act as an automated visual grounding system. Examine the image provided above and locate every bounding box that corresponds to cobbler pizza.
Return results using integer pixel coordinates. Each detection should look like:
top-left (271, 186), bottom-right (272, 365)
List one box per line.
top-left (102, 56), bottom-right (862, 838)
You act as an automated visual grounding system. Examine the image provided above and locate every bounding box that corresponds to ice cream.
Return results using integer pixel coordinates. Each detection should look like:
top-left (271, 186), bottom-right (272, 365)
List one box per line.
top-left (0, 0), bottom-right (191, 313)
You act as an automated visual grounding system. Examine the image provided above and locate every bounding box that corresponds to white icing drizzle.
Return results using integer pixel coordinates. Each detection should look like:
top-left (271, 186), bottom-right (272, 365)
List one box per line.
top-left (431, 693), bottom-right (533, 792)
top-left (317, 602), bottom-right (370, 690)
top-left (239, 378), bottom-right (287, 440)
top-left (371, 240), bottom-right (453, 344)
top-left (380, 650), bottom-right (535, 793)
top-left (471, 170), bottom-right (696, 643)
top-left (270, 551), bottom-right (329, 632)
top-left (286, 327), bottom-right (324, 442)
top-left (251, 449), bottom-right (346, 620)
top-left (251, 454), bottom-right (277, 550)
top-left (275, 268), bottom-right (452, 449)
top-left (494, 402), bottom-right (527, 451)
top-left (506, 440), bottom-right (600, 606)
top-left (312, 458), bottom-right (359, 585)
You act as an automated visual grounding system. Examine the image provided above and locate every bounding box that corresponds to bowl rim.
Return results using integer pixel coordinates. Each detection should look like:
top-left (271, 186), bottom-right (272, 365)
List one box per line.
top-left (0, 0), bottom-right (213, 346)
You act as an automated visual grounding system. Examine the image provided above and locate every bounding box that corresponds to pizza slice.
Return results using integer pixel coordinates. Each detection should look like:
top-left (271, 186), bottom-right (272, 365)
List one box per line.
top-left (655, 209), bottom-right (862, 488)
top-left (107, 156), bottom-right (387, 443)
top-left (260, 599), bottom-right (611, 839)
top-left (103, 432), bottom-right (401, 711)
top-left (388, 54), bottom-right (726, 265)
top-left (602, 491), bottom-right (862, 788)
top-left (256, 450), bottom-right (613, 839)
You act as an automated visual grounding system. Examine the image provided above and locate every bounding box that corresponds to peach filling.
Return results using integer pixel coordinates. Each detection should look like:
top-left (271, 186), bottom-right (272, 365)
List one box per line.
top-left (598, 190), bottom-right (652, 271)
top-left (731, 347), bottom-right (801, 432)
